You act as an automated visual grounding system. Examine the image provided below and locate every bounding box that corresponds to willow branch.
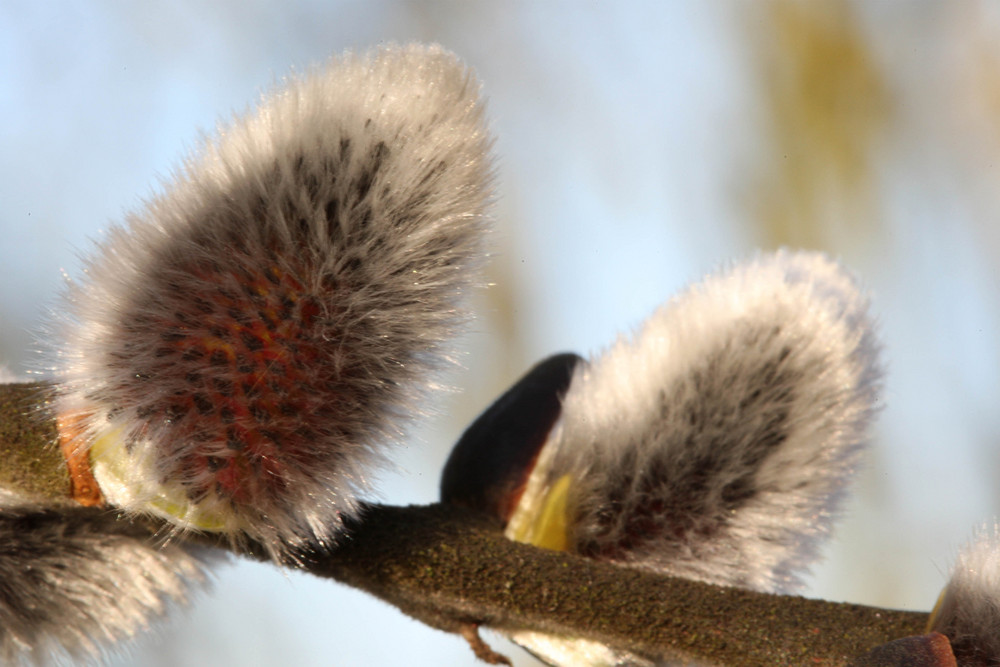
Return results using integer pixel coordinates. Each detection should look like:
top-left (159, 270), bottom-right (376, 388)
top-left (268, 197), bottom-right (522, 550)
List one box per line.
top-left (290, 502), bottom-right (930, 665)
top-left (0, 383), bottom-right (71, 502)
top-left (0, 383), bottom-right (935, 665)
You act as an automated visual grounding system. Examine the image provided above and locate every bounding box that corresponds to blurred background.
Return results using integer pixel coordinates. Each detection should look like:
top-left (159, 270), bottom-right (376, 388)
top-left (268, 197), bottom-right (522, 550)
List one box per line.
top-left (2, 2), bottom-right (1000, 665)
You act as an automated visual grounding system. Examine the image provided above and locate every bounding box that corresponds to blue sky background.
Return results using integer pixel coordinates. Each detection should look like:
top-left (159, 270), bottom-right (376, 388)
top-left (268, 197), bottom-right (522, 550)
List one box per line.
top-left (2, 3), bottom-right (1000, 665)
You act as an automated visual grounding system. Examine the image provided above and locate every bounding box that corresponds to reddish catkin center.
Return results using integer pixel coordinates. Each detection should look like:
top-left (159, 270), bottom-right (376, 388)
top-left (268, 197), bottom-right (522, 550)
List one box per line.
top-left (141, 255), bottom-right (328, 506)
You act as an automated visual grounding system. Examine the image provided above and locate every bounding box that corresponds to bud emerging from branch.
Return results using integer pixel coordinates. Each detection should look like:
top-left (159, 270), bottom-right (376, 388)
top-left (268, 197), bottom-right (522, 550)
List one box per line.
top-left (541, 250), bottom-right (881, 592)
top-left (443, 250), bottom-right (882, 665)
top-left (52, 43), bottom-right (494, 559)
top-left (929, 523), bottom-right (1000, 666)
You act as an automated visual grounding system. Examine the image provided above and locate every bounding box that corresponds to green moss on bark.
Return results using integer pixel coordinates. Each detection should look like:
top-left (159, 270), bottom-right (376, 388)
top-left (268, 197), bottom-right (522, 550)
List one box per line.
top-left (0, 383), bottom-right (70, 503)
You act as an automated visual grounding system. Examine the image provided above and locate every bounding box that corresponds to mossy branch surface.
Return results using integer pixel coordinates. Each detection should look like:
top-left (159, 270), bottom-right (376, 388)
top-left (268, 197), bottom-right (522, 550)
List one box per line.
top-left (0, 383), bottom-right (71, 502)
top-left (0, 383), bottom-right (933, 665)
top-left (293, 503), bottom-right (929, 665)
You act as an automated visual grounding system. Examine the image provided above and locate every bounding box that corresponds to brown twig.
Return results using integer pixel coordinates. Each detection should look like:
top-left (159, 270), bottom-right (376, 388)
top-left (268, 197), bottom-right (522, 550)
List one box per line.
top-left (0, 382), bottom-right (937, 665)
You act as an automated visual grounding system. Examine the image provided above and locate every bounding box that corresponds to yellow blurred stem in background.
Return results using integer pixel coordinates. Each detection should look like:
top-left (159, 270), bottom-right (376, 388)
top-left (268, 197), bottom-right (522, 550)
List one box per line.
top-left (745, 0), bottom-right (891, 250)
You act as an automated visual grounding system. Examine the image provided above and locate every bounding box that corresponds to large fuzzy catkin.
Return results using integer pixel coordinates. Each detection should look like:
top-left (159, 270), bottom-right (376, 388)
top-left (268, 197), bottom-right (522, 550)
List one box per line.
top-left (513, 250), bottom-right (881, 593)
top-left (0, 499), bottom-right (214, 665)
top-left (52, 44), bottom-right (494, 558)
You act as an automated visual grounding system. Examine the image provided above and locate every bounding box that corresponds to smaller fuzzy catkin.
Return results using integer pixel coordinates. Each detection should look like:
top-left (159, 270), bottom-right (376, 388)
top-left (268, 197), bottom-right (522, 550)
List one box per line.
top-left (512, 250), bottom-right (882, 593)
top-left (51, 43), bottom-right (494, 559)
top-left (930, 523), bottom-right (1000, 666)
top-left (443, 251), bottom-right (882, 666)
top-left (0, 498), bottom-right (214, 665)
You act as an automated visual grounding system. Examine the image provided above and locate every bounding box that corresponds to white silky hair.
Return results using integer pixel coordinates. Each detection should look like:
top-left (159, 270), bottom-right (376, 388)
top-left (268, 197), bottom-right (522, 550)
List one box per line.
top-left (537, 250), bottom-right (881, 593)
top-left (0, 497), bottom-right (216, 666)
top-left (930, 523), bottom-right (1000, 665)
top-left (50, 44), bottom-right (493, 558)
top-left (500, 251), bottom-right (881, 667)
